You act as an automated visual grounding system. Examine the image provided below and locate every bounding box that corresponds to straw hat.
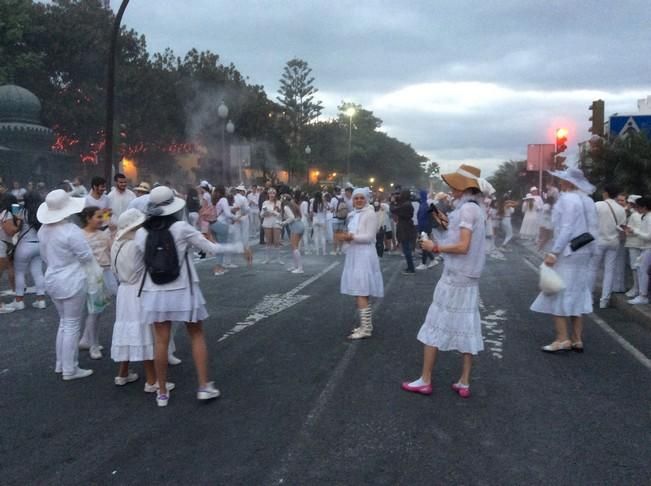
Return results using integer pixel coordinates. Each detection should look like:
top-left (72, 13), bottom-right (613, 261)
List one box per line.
top-left (115, 208), bottom-right (146, 241)
top-left (441, 164), bottom-right (481, 192)
top-left (547, 167), bottom-right (595, 194)
top-left (36, 189), bottom-right (85, 224)
top-left (146, 186), bottom-right (186, 216)
top-left (134, 182), bottom-right (151, 194)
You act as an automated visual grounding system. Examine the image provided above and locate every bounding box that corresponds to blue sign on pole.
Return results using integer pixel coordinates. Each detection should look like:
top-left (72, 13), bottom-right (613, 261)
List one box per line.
top-left (609, 115), bottom-right (651, 138)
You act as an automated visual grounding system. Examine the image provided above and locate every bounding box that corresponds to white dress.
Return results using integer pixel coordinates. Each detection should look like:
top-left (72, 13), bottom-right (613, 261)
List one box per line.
top-left (110, 238), bottom-right (154, 362)
top-left (519, 201), bottom-right (540, 239)
top-left (530, 191), bottom-right (597, 316)
top-left (340, 206), bottom-right (384, 297)
top-left (417, 197), bottom-right (486, 354)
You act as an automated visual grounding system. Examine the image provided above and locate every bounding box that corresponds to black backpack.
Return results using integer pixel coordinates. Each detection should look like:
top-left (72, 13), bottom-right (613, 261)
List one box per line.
top-left (143, 218), bottom-right (181, 285)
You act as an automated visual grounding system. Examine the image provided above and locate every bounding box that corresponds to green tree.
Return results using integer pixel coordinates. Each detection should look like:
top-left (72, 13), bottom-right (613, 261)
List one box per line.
top-left (0, 0), bottom-right (45, 84)
top-left (583, 133), bottom-right (651, 194)
top-left (488, 160), bottom-right (528, 198)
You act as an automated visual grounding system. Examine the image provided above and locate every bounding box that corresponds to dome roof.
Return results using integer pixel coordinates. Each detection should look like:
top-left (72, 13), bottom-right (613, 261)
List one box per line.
top-left (0, 84), bottom-right (42, 123)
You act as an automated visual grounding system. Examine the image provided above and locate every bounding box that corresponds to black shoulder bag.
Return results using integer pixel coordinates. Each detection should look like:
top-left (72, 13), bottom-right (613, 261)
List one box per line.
top-left (569, 198), bottom-right (594, 251)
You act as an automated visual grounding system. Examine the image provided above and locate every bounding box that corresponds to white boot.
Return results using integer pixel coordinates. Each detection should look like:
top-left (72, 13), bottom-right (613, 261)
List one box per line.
top-left (348, 307), bottom-right (373, 340)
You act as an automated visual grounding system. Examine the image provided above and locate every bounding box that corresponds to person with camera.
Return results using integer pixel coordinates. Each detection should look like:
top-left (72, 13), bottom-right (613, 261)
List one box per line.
top-left (402, 164), bottom-right (491, 398)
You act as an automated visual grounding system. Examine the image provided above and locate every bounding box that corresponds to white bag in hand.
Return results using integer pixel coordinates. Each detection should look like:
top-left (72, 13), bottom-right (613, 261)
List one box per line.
top-left (539, 263), bottom-right (565, 295)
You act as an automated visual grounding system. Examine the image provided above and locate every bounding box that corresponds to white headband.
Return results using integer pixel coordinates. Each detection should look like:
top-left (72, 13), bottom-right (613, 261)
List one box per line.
top-left (456, 168), bottom-right (495, 196)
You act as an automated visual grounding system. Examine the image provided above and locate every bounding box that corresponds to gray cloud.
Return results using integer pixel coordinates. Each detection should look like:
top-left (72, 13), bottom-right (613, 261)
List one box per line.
top-left (121, 0), bottom-right (651, 174)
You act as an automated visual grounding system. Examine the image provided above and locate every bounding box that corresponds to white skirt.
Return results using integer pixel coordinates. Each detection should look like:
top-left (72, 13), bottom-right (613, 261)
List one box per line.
top-left (519, 212), bottom-right (539, 238)
top-left (140, 284), bottom-right (209, 324)
top-left (340, 243), bottom-right (384, 297)
top-left (417, 269), bottom-right (484, 354)
top-left (530, 252), bottom-right (593, 316)
top-left (111, 283), bottom-right (154, 362)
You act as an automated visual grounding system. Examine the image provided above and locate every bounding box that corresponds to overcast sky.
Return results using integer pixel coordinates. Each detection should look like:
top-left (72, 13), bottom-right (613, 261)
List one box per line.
top-left (120, 0), bottom-right (651, 176)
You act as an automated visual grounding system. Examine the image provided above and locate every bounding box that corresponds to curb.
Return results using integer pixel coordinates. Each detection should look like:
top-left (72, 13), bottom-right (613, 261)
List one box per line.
top-left (516, 240), bottom-right (651, 332)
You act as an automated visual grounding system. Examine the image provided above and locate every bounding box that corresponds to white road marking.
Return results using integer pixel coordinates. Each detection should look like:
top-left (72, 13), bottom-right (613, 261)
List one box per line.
top-left (480, 299), bottom-right (507, 360)
top-left (217, 262), bottom-right (340, 342)
top-left (523, 257), bottom-right (651, 371)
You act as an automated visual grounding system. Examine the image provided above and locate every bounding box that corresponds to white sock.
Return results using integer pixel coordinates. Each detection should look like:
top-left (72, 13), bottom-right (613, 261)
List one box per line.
top-left (293, 249), bottom-right (302, 269)
top-left (408, 377), bottom-right (429, 387)
top-left (455, 382), bottom-right (469, 388)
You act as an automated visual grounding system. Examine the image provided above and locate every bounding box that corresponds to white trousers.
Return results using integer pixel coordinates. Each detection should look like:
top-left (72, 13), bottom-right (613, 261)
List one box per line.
top-left (238, 217), bottom-right (250, 249)
top-left (52, 289), bottom-right (86, 375)
top-left (637, 249), bottom-right (651, 297)
top-left (312, 222), bottom-right (327, 255)
top-left (591, 244), bottom-right (619, 301)
top-left (13, 241), bottom-right (45, 297)
top-left (501, 218), bottom-right (513, 246)
top-left (249, 211), bottom-right (260, 237)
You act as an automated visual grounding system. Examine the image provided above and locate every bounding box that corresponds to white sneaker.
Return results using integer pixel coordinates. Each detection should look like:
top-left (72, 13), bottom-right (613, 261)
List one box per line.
top-left (291, 268), bottom-right (304, 274)
top-left (32, 300), bottom-right (47, 309)
top-left (9, 301), bottom-right (25, 311)
top-left (156, 391), bottom-right (170, 407)
top-left (213, 269), bottom-right (228, 276)
top-left (89, 346), bottom-right (103, 360)
top-left (415, 263), bottom-right (427, 271)
top-left (599, 299), bottom-right (609, 309)
top-left (63, 368), bottom-right (94, 381)
top-left (144, 381), bottom-right (176, 393)
top-left (223, 263), bottom-right (238, 269)
top-left (168, 354), bottom-right (182, 366)
top-left (114, 372), bottom-right (139, 386)
top-left (197, 381), bottom-right (221, 400)
top-left (625, 288), bottom-right (638, 298)
top-left (287, 266), bottom-right (295, 272)
top-left (0, 304), bottom-right (15, 314)
top-left (628, 296), bottom-right (649, 305)
top-left (427, 260), bottom-right (439, 268)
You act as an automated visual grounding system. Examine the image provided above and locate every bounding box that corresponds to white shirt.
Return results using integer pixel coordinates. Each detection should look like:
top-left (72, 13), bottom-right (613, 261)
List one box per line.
top-left (551, 191), bottom-right (598, 256)
top-left (595, 198), bottom-right (626, 247)
top-left (85, 192), bottom-right (109, 209)
top-left (247, 192), bottom-right (260, 212)
top-left (216, 197), bottom-right (235, 224)
top-left (632, 213), bottom-right (651, 250)
top-left (625, 211), bottom-right (643, 249)
top-left (234, 193), bottom-right (250, 218)
top-left (111, 237), bottom-right (144, 286)
top-left (108, 188), bottom-right (136, 226)
top-left (261, 200), bottom-right (282, 228)
top-left (38, 222), bottom-right (93, 299)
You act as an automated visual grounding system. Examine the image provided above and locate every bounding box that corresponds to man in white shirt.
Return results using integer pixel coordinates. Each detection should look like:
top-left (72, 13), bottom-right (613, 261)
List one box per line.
top-left (591, 184), bottom-right (627, 308)
top-left (70, 177), bottom-right (88, 198)
top-left (107, 173), bottom-right (135, 227)
top-left (11, 181), bottom-right (27, 202)
top-left (85, 176), bottom-right (110, 209)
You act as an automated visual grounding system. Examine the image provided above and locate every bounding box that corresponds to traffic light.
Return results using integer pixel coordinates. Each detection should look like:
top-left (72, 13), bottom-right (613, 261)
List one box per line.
top-left (555, 128), bottom-right (568, 153)
top-left (589, 99), bottom-right (605, 137)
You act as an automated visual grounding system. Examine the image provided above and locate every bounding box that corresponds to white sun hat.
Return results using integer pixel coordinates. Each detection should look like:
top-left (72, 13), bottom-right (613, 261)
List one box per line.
top-left (235, 184), bottom-right (246, 192)
top-left (115, 208), bottom-right (146, 241)
top-left (547, 167), bottom-right (596, 195)
top-left (37, 189), bottom-right (85, 224)
top-left (146, 186), bottom-right (186, 216)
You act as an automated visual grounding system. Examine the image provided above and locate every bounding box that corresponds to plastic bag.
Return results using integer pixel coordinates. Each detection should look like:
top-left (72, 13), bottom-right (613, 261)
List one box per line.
top-left (539, 263), bottom-right (565, 295)
top-left (85, 261), bottom-right (109, 314)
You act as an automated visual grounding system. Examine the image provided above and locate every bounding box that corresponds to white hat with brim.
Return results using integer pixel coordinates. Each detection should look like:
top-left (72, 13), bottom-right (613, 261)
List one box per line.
top-left (627, 194), bottom-right (642, 204)
top-left (547, 167), bottom-right (595, 194)
top-left (235, 185), bottom-right (246, 192)
top-left (523, 193), bottom-right (534, 200)
top-left (146, 186), bottom-right (186, 216)
top-left (37, 189), bottom-right (85, 224)
top-left (115, 208), bottom-right (146, 241)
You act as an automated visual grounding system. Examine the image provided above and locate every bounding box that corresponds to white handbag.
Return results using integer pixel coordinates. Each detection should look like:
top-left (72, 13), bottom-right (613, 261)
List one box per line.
top-left (539, 263), bottom-right (566, 295)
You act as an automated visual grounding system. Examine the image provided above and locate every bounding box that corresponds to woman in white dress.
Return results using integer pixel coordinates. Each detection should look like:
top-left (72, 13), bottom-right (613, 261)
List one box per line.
top-left (310, 192), bottom-right (328, 256)
top-left (499, 199), bottom-right (517, 247)
top-left (37, 190), bottom-right (94, 380)
top-left (135, 186), bottom-right (251, 407)
top-left (530, 168), bottom-right (598, 352)
top-left (402, 164), bottom-right (490, 399)
top-left (338, 187), bottom-right (384, 339)
top-left (110, 208), bottom-right (168, 392)
top-left (519, 194), bottom-right (539, 239)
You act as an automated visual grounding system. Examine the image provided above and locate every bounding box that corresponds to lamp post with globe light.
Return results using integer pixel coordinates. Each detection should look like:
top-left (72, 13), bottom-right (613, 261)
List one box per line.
top-left (226, 119), bottom-right (235, 182)
top-left (217, 101), bottom-right (229, 182)
top-left (345, 107), bottom-right (355, 183)
top-left (305, 145), bottom-right (312, 187)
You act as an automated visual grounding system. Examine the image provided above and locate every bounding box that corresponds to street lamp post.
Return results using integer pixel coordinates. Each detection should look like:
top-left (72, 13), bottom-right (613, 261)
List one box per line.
top-left (226, 119), bottom-right (236, 182)
top-left (305, 145), bottom-right (312, 187)
top-left (345, 107), bottom-right (355, 183)
top-left (104, 0), bottom-right (131, 185)
top-left (217, 101), bottom-right (229, 183)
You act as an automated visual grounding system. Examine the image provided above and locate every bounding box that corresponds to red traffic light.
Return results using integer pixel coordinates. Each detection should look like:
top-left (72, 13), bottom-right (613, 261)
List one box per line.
top-left (555, 128), bottom-right (568, 153)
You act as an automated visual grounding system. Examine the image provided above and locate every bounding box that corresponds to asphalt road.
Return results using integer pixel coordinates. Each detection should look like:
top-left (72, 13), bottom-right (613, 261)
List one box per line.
top-left (1, 242), bottom-right (650, 485)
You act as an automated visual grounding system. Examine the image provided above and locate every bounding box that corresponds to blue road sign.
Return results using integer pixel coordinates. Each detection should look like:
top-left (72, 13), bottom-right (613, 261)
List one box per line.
top-left (609, 115), bottom-right (651, 138)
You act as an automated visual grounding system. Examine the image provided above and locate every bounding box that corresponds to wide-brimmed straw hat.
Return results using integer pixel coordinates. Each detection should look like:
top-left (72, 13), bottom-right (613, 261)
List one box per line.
top-left (441, 164), bottom-right (481, 192)
top-left (37, 189), bottom-right (85, 224)
top-left (146, 186), bottom-right (186, 216)
top-left (547, 167), bottom-right (595, 194)
top-left (134, 182), bottom-right (151, 194)
top-left (115, 208), bottom-right (146, 241)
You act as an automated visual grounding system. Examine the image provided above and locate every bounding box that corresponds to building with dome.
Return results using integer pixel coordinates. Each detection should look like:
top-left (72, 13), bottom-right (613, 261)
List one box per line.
top-left (0, 83), bottom-right (74, 185)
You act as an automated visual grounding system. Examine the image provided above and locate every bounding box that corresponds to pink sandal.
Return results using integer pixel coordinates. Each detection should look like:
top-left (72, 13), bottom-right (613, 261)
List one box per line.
top-left (451, 382), bottom-right (471, 398)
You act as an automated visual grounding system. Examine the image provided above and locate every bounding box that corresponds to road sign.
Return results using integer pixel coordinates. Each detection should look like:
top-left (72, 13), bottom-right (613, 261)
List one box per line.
top-left (526, 144), bottom-right (555, 171)
top-left (609, 115), bottom-right (651, 138)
